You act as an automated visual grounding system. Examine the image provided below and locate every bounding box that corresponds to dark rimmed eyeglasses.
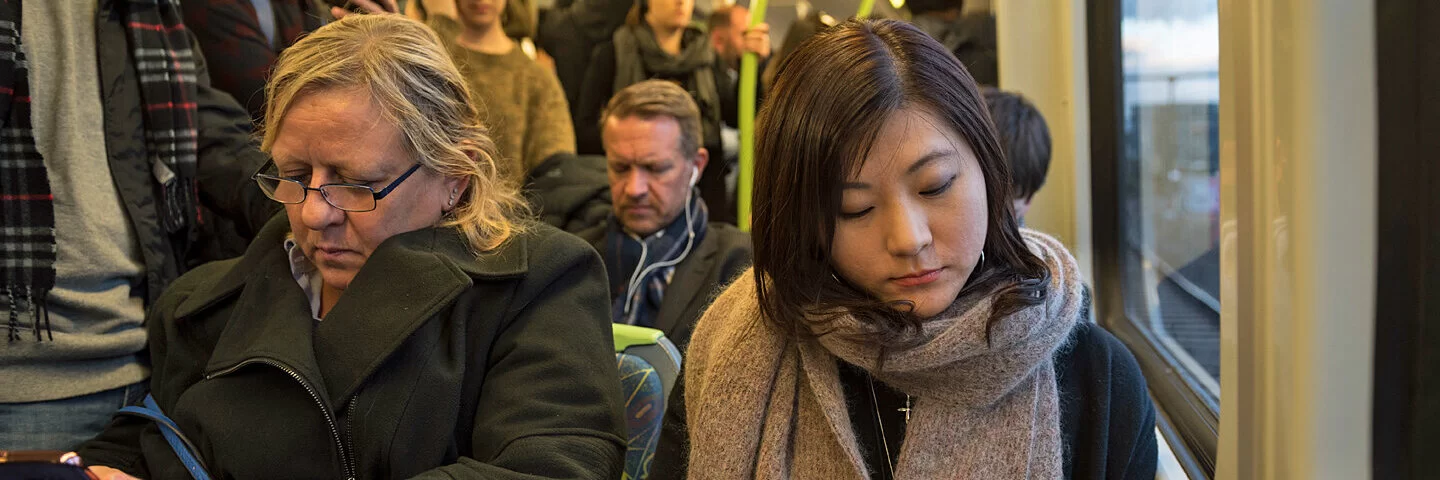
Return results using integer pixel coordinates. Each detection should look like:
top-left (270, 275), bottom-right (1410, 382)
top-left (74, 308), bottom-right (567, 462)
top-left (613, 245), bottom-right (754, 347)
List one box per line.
top-left (253, 162), bottom-right (424, 212)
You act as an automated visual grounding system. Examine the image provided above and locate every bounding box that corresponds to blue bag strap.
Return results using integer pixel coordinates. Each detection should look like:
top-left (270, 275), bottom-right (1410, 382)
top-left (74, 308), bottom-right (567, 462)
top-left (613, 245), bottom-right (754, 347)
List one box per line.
top-left (117, 394), bottom-right (212, 480)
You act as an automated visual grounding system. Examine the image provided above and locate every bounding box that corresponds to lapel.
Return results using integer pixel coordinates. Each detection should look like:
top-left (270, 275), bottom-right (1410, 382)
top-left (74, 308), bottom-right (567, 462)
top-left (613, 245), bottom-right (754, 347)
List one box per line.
top-left (654, 229), bottom-right (717, 336)
top-left (187, 214), bottom-right (531, 407)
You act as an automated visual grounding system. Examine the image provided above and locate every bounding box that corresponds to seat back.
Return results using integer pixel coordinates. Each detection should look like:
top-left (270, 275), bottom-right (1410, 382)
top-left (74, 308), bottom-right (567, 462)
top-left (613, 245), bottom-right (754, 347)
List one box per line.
top-left (612, 324), bottom-right (682, 480)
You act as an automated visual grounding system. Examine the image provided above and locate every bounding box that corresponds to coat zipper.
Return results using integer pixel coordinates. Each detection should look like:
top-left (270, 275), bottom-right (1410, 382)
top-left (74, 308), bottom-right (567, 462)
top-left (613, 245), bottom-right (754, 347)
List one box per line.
top-left (207, 359), bottom-right (358, 480)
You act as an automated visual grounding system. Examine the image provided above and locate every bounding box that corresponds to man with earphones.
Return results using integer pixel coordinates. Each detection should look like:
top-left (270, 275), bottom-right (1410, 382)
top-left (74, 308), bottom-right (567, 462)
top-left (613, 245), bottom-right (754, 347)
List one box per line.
top-left (596, 80), bottom-right (752, 348)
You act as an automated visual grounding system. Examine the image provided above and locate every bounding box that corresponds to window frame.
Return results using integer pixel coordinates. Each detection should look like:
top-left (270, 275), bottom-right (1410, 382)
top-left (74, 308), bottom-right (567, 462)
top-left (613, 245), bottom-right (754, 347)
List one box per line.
top-left (1372, 0), bottom-right (1440, 475)
top-left (1085, 0), bottom-right (1218, 477)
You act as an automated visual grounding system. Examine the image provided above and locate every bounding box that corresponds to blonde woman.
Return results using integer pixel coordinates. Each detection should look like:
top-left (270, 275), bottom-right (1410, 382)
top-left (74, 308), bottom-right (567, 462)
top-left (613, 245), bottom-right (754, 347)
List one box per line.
top-left (78, 15), bottom-right (625, 479)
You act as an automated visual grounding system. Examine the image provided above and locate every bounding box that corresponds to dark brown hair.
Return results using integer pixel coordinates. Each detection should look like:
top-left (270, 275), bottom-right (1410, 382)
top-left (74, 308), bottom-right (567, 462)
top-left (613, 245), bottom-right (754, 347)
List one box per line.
top-left (751, 18), bottom-right (1049, 347)
top-left (984, 88), bottom-right (1052, 201)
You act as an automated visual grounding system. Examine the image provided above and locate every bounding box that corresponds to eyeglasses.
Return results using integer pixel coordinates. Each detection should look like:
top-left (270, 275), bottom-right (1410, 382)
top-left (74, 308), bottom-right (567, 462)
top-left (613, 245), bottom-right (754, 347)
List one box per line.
top-left (253, 162), bottom-right (424, 212)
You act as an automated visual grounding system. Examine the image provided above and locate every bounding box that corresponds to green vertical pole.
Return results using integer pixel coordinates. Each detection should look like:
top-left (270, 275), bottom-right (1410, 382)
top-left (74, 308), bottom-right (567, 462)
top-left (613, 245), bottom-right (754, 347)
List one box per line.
top-left (855, 0), bottom-right (876, 18)
top-left (736, 0), bottom-right (767, 231)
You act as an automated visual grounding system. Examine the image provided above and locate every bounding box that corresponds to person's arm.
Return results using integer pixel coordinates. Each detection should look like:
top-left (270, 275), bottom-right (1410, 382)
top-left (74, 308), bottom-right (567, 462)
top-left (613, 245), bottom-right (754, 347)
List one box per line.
top-left (523, 67), bottom-right (577, 173)
top-left (574, 43), bottom-right (616, 155)
top-left (412, 231), bottom-right (626, 479)
top-left (189, 31), bottom-right (282, 239)
top-left (1102, 328), bottom-right (1159, 480)
top-left (78, 267), bottom-right (212, 479)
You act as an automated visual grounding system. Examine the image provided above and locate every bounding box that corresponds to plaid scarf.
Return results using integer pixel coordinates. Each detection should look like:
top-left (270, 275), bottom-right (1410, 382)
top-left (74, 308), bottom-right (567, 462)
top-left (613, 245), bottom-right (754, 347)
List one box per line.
top-left (0, 0), bottom-right (199, 342)
top-left (605, 192), bottom-right (708, 327)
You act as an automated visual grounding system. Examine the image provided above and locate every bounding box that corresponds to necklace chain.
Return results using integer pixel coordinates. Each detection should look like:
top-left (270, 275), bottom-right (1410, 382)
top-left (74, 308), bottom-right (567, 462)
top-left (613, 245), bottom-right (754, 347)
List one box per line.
top-left (867, 374), bottom-right (911, 479)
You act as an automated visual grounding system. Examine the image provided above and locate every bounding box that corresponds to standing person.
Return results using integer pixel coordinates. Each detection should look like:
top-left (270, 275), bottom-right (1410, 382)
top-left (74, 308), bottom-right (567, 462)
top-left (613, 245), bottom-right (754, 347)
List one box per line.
top-left (0, 0), bottom-right (274, 451)
top-left (79, 14), bottom-right (625, 479)
top-left (574, 0), bottom-right (769, 225)
top-left (908, 0), bottom-right (996, 86)
top-left (666, 19), bottom-right (1155, 479)
top-left (422, 0), bottom-right (575, 183)
top-left (180, 0), bottom-right (324, 126)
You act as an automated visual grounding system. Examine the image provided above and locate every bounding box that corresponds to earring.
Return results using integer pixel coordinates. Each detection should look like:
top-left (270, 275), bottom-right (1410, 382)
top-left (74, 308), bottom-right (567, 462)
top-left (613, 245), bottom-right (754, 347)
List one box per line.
top-left (978, 250), bottom-right (986, 270)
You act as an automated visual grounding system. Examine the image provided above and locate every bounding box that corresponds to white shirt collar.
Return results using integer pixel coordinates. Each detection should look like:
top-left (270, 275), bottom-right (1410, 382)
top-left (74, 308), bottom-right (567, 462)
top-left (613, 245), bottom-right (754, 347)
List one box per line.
top-left (283, 236), bottom-right (325, 321)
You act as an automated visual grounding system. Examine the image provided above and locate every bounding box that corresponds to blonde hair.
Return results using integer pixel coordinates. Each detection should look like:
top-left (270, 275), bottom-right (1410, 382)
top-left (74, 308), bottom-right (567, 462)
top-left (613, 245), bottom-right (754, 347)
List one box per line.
top-left (261, 14), bottom-right (527, 253)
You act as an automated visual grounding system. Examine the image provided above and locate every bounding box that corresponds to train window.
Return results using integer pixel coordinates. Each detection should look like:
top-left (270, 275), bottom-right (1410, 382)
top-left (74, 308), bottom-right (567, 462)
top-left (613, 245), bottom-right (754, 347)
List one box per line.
top-left (1118, 0), bottom-right (1220, 398)
top-left (1090, 0), bottom-right (1221, 476)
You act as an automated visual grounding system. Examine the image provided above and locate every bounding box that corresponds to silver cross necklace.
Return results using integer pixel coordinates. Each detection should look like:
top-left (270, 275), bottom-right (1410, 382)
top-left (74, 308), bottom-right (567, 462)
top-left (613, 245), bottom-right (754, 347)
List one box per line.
top-left (867, 375), bottom-right (911, 478)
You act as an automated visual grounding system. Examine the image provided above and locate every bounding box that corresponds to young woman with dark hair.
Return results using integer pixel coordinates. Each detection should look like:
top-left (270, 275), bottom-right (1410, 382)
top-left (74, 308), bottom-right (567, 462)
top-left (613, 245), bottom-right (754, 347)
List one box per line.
top-left (661, 18), bottom-right (1156, 479)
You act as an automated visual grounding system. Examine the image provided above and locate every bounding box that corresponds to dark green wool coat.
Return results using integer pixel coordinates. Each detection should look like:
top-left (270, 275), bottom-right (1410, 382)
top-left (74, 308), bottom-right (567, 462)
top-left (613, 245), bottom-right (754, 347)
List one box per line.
top-left (81, 215), bottom-right (627, 479)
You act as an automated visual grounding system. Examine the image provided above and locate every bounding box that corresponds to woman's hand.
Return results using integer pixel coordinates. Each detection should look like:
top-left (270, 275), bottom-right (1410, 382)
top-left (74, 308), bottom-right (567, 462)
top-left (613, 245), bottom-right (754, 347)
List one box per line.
top-left (743, 23), bottom-right (772, 60)
top-left (330, 0), bottom-right (399, 20)
top-left (88, 465), bottom-right (140, 480)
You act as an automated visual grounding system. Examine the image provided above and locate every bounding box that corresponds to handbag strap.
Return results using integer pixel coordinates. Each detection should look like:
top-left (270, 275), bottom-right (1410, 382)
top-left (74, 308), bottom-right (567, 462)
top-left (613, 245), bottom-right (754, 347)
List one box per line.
top-left (117, 394), bottom-right (212, 480)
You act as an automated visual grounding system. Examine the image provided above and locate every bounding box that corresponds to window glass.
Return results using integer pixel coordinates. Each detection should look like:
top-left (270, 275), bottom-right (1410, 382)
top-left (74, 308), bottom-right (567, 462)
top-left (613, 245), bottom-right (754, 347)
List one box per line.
top-left (1120, 0), bottom-right (1221, 398)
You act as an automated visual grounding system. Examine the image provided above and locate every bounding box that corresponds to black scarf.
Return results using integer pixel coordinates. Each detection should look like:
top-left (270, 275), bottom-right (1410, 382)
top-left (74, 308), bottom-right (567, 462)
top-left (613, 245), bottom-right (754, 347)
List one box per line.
top-left (0, 0), bottom-right (200, 342)
top-left (611, 23), bottom-right (721, 144)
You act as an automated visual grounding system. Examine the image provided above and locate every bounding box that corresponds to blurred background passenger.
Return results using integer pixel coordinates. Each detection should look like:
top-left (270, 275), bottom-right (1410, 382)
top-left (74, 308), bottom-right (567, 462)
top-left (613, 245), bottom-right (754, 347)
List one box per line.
top-left (574, 0), bottom-right (770, 225)
top-left (665, 19), bottom-right (1155, 479)
top-left (417, 0), bottom-right (576, 183)
top-left (596, 80), bottom-right (750, 347)
top-left (907, 0), bottom-right (996, 86)
top-left (180, 0), bottom-right (324, 126)
top-left (79, 14), bottom-right (625, 479)
top-left (0, 0), bottom-right (274, 451)
top-left (534, 0), bottom-right (631, 120)
top-left (984, 88), bottom-right (1052, 223)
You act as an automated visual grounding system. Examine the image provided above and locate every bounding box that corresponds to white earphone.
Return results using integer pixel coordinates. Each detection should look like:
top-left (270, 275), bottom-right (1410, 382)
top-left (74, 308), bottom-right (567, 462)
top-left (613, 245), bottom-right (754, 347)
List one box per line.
top-left (620, 164), bottom-right (703, 321)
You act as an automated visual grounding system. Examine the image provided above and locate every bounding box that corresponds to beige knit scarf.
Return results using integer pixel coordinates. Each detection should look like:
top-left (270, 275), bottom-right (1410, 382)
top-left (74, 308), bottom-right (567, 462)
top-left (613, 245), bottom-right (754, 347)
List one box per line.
top-left (684, 229), bottom-right (1083, 479)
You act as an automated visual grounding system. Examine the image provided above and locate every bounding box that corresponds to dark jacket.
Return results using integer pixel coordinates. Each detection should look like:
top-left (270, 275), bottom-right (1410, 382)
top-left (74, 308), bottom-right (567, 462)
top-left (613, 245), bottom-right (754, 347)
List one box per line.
top-left (180, 0), bottom-right (322, 126)
top-left (650, 322), bottom-right (1157, 479)
top-left (79, 215), bottom-right (628, 479)
top-left (617, 223), bottom-right (750, 350)
top-left (93, 0), bottom-right (278, 303)
top-left (536, 0), bottom-right (631, 121)
top-left (525, 153), bottom-right (614, 242)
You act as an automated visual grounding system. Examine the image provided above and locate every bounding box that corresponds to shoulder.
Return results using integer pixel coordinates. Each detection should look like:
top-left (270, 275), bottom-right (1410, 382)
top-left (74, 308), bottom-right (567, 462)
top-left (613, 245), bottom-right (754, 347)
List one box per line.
top-left (1056, 322), bottom-right (1148, 391)
top-left (1054, 322), bottom-right (1155, 435)
top-left (705, 223), bottom-right (753, 254)
top-left (502, 220), bottom-right (602, 274)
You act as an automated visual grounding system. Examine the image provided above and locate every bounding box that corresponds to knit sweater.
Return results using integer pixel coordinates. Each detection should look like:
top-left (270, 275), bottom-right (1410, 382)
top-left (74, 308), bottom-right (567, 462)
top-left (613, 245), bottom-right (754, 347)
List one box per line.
top-left (429, 16), bottom-right (575, 182)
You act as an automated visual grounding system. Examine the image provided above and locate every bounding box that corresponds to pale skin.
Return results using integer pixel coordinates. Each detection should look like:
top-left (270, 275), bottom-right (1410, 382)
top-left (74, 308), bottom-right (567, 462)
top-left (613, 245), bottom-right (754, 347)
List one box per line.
top-left (603, 115), bottom-right (708, 237)
top-left (831, 107), bottom-right (989, 319)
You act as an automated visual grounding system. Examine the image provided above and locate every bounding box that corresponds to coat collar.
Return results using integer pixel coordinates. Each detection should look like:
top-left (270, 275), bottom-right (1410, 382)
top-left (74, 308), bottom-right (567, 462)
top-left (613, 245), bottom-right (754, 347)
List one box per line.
top-left (653, 225), bottom-right (720, 335)
top-left (180, 214), bottom-right (530, 406)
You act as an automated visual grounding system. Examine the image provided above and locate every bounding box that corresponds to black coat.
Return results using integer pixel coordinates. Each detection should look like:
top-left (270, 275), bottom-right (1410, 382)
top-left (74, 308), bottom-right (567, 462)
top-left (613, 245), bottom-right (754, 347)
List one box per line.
top-left (80, 215), bottom-right (628, 479)
top-left (88, 0), bottom-right (279, 303)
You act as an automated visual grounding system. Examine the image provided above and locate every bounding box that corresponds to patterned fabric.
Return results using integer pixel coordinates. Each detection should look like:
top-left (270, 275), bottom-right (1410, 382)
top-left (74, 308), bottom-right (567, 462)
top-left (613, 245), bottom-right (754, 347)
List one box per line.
top-left (605, 192), bottom-right (707, 327)
top-left (616, 352), bottom-right (664, 480)
top-left (180, 0), bottom-right (320, 124)
top-left (0, 0), bottom-right (200, 341)
top-left (0, 3), bottom-right (54, 341)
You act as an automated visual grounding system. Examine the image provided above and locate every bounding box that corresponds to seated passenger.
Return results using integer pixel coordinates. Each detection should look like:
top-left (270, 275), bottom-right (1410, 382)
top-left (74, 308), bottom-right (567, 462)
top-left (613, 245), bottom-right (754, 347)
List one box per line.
top-left (665, 19), bottom-right (1155, 479)
top-left (597, 80), bottom-right (751, 348)
top-left (984, 88), bottom-right (1052, 223)
top-left (78, 14), bottom-right (625, 480)
top-left (421, 0), bottom-right (576, 183)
